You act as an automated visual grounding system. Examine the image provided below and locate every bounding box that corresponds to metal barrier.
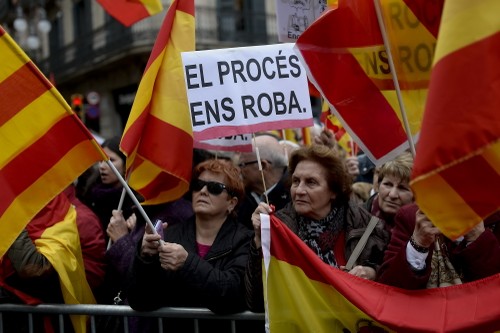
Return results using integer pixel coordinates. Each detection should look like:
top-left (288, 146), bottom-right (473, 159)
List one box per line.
top-left (0, 304), bottom-right (265, 333)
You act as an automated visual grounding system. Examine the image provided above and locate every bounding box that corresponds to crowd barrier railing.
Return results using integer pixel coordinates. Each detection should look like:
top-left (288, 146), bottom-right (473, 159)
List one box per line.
top-left (0, 303), bottom-right (265, 333)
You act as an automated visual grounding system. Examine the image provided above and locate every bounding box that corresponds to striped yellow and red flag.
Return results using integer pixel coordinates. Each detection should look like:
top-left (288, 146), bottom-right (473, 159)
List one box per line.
top-left (295, 0), bottom-right (442, 164)
top-left (120, 0), bottom-right (195, 205)
top-left (411, 0), bottom-right (500, 239)
top-left (261, 213), bottom-right (500, 332)
top-left (0, 26), bottom-right (108, 258)
top-left (321, 100), bottom-right (358, 156)
top-left (96, 0), bottom-right (163, 27)
top-left (0, 194), bottom-right (96, 332)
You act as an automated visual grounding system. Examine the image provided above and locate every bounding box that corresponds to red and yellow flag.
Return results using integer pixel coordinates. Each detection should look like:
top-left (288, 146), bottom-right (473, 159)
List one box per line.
top-left (321, 100), bottom-right (358, 156)
top-left (411, 0), bottom-right (500, 239)
top-left (295, 0), bottom-right (441, 164)
top-left (120, 0), bottom-right (195, 205)
top-left (262, 214), bottom-right (500, 332)
top-left (0, 26), bottom-right (107, 258)
top-left (96, 0), bottom-right (163, 27)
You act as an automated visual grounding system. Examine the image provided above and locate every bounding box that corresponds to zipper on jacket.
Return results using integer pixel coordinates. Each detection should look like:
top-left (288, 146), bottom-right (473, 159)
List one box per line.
top-left (206, 249), bottom-right (232, 262)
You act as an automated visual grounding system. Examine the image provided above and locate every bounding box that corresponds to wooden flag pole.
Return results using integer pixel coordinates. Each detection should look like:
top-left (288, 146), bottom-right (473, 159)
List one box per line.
top-left (373, 0), bottom-right (417, 158)
top-left (252, 133), bottom-right (270, 206)
top-left (106, 160), bottom-right (157, 235)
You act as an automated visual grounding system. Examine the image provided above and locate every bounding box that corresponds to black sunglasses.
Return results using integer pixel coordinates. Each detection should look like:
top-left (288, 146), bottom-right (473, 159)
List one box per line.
top-left (191, 179), bottom-right (233, 196)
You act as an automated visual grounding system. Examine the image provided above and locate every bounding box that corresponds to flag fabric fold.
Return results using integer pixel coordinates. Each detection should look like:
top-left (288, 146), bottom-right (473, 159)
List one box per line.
top-left (120, 0), bottom-right (195, 205)
top-left (97, 0), bottom-right (163, 27)
top-left (261, 213), bottom-right (500, 332)
top-left (410, 0), bottom-right (500, 239)
top-left (0, 26), bottom-right (107, 258)
top-left (0, 194), bottom-right (95, 333)
top-left (295, 0), bottom-right (441, 164)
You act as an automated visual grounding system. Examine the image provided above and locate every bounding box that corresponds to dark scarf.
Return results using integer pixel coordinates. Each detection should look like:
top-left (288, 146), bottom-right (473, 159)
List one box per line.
top-left (297, 205), bottom-right (346, 268)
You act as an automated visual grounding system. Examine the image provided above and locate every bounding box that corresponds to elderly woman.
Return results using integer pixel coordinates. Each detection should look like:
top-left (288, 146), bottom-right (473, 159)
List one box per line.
top-left (245, 145), bottom-right (389, 312)
top-left (126, 159), bottom-right (252, 320)
top-left (365, 151), bottom-right (414, 231)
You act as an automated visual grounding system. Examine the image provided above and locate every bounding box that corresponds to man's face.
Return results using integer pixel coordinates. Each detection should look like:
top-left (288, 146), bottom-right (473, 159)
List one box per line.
top-left (238, 152), bottom-right (261, 191)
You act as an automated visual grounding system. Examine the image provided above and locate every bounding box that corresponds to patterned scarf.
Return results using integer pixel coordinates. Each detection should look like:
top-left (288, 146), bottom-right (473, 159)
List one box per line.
top-left (427, 236), bottom-right (462, 288)
top-left (297, 205), bottom-right (345, 268)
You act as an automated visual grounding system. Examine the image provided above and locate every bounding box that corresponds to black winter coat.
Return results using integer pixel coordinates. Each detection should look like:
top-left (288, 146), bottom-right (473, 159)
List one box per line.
top-left (126, 216), bottom-right (253, 314)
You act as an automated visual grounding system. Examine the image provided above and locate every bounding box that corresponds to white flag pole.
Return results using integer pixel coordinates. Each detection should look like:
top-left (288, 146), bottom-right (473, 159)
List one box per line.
top-left (374, 0), bottom-right (417, 158)
top-left (106, 160), bottom-right (157, 234)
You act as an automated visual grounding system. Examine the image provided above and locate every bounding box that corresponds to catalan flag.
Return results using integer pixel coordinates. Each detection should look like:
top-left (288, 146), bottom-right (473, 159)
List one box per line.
top-left (295, 0), bottom-right (441, 164)
top-left (0, 194), bottom-right (96, 332)
top-left (97, 0), bottom-right (163, 27)
top-left (0, 26), bottom-right (107, 258)
top-left (411, 0), bottom-right (500, 239)
top-left (120, 0), bottom-right (195, 205)
top-left (261, 213), bottom-right (500, 332)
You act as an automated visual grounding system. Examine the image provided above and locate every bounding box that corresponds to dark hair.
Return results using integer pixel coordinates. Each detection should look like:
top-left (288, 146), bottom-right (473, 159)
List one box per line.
top-left (289, 145), bottom-right (352, 205)
top-left (193, 159), bottom-right (245, 216)
top-left (101, 136), bottom-right (126, 166)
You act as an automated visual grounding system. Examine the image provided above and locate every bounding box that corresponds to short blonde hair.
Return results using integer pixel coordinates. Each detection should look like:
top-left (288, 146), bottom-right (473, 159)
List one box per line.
top-left (377, 152), bottom-right (414, 185)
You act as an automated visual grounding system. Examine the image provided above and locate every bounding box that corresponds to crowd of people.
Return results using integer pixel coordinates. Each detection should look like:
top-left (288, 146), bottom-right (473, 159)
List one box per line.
top-left (1, 129), bottom-right (499, 333)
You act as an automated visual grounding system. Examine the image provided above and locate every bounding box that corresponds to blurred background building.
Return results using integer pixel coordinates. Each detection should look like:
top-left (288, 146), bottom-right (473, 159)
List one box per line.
top-left (1, 0), bottom-right (278, 138)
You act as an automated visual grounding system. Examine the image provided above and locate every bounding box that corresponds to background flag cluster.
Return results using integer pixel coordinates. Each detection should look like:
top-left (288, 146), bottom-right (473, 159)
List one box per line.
top-left (96, 0), bottom-right (163, 27)
top-left (0, 26), bottom-right (107, 258)
top-left (261, 213), bottom-right (500, 333)
top-left (120, 0), bottom-right (195, 205)
top-left (411, 0), bottom-right (500, 239)
top-left (295, 0), bottom-right (441, 164)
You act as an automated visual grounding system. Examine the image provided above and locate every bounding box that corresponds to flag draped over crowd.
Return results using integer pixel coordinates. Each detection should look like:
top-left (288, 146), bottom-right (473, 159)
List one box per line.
top-left (261, 214), bottom-right (500, 333)
top-left (294, 0), bottom-right (441, 164)
top-left (96, 0), bottom-right (163, 27)
top-left (410, 0), bottom-right (500, 239)
top-left (120, 0), bottom-right (195, 205)
top-left (0, 26), bottom-right (107, 259)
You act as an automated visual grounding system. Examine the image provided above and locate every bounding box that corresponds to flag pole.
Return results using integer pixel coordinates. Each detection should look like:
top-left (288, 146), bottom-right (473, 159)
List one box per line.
top-left (106, 160), bottom-right (157, 234)
top-left (252, 133), bottom-right (270, 205)
top-left (107, 174), bottom-right (131, 250)
top-left (373, 0), bottom-right (417, 158)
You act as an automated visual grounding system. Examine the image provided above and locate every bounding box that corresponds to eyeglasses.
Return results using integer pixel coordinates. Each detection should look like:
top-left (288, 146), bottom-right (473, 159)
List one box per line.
top-left (238, 160), bottom-right (259, 168)
top-left (191, 179), bottom-right (233, 196)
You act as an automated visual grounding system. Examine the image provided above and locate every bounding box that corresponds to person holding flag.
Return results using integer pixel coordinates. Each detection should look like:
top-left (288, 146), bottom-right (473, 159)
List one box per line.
top-left (126, 159), bottom-right (253, 332)
top-left (245, 144), bottom-right (390, 312)
top-left (378, 204), bottom-right (500, 289)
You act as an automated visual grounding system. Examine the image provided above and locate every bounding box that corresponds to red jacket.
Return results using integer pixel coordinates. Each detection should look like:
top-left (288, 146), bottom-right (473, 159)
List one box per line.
top-left (377, 204), bottom-right (500, 289)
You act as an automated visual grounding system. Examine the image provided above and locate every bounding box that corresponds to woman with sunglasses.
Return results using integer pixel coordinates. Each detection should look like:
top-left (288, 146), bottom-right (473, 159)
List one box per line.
top-left (245, 144), bottom-right (390, 312)
top-left (126, 159), bottom-right (253, 331)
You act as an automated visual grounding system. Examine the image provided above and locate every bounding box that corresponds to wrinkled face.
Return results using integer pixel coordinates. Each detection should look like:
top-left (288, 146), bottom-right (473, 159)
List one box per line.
top-left (377, 174), bottom-right (414, 215)
top-left (290, 160), bottom-right (336, 220)
top-left (237, 152), bottom-right (261, 191)
top-left (192, 171), bottom-right (236, 219)
top-left (99, 147), bottom-right (124, 187)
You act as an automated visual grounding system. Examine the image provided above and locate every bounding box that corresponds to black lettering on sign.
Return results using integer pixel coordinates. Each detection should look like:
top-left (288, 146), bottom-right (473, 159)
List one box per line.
top-left (241, 91), bottom-right (305, 119)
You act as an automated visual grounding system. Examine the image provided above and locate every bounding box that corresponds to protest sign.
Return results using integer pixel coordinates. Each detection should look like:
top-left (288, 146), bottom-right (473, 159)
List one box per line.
top-left (182, 43), bottom-right (313, 141)
top-left (275, 0), bottom-right (328, 42)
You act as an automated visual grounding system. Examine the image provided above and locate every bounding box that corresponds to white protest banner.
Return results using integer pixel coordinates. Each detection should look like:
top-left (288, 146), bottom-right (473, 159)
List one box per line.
top-left (196, 134), bottom-right (253, 152)
top-left (182, 43), bottom-right (313, 142)
top-left (275, 0), bottom-right (328, 43)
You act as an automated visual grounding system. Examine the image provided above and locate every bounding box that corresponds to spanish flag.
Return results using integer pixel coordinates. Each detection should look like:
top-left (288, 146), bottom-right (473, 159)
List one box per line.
top-left (295, 0), bottom-right (441, 164)
top-left (96, 0), bottom-right (163, 27)
top-left (0, 26), bottom-right (107, 258)
top-left (120, 0), bottom-right (195, 205)
top-left (0, 194), bottom-right (95, 333)
top-left (261, 213), bottom-right (500, 332)
top-left (411, 0), bottom-right (500, 239)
